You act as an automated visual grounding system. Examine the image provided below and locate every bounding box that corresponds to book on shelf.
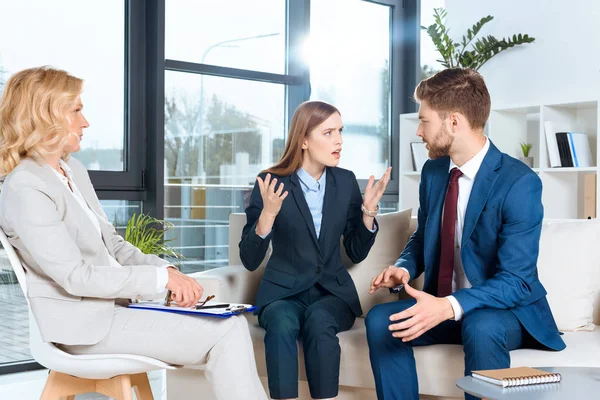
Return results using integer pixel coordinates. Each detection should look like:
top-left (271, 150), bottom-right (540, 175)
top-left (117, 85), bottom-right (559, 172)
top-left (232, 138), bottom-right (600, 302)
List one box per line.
top-left (556, 132), bottom-right (593, 167)
top-left (545, 121), bottom-right (593, 168)
top-left (472, 367), bottom-right (562, 388)
top-left (566, 131), bottom-right (593, 167)
top-left (544, 121), bottom-right (564, 167)
top-left (410, 142), bottom-right (429, 172)
top-left (556, 132), bottom-right (574, 167)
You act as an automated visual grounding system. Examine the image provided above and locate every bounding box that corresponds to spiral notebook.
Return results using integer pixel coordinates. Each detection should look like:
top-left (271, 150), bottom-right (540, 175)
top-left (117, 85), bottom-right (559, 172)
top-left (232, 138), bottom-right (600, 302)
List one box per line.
top-left (472, 367), bottom-right (562, 388)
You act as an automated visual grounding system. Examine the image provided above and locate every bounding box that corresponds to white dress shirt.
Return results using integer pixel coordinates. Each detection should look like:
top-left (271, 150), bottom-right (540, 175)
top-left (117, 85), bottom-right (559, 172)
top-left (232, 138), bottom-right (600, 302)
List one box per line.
top-left (401, 138), bottom-right (490, 321)
top-left (52, 160), bottom-right (169, 296)
top-left (444, 138), bottom-right (490, 320)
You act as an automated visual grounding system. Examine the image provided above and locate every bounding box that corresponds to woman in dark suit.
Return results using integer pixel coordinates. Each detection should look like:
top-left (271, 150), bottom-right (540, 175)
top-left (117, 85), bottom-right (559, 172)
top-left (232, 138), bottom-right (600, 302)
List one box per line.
top-left (240, 101), bottom-right (391, 400)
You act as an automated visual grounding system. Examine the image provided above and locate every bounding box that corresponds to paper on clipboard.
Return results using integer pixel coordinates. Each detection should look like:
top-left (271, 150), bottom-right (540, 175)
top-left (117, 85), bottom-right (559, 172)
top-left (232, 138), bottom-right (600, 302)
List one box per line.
top-left (128, 302), bottom-right (257, 318)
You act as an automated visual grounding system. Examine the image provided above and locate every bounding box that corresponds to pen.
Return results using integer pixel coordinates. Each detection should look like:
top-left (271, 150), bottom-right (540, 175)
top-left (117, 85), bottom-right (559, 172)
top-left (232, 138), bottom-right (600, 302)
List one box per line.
top-left (196, 303), bottom-right (230, 310)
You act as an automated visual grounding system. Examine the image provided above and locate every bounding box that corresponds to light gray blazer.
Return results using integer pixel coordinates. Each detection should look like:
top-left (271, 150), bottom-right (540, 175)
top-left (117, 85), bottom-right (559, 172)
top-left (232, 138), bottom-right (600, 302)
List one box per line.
top-left (0, 158), bottom-right (167, 345)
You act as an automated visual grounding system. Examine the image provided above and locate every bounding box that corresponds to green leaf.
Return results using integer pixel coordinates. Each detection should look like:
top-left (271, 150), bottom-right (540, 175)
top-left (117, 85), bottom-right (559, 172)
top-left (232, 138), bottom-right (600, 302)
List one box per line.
top-left (125, 213), bottom-right (184, 264)
top-left (422, 7), bottom-right (535, 72)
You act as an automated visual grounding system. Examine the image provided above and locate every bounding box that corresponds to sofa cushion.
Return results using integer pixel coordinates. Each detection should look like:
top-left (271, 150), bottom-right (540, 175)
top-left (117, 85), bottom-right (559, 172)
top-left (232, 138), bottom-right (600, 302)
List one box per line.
top-left (342, 209), bottom-right (412, 315)
top-left (537, 219), bottom-right (600, 331)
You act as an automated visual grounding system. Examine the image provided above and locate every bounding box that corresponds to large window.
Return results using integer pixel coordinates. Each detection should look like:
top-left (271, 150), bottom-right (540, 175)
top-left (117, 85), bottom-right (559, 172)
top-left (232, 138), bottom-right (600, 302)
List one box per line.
top-left (164, 72), bottom-right (286, 271)
top-left (0, 0), bottom-right (126, 172)
top-left (163, 1), bottom-right (295, 272)
top-left (166, 0), bottom-right (286, 74)
top-left (309, 0), bottom-right (392, 180)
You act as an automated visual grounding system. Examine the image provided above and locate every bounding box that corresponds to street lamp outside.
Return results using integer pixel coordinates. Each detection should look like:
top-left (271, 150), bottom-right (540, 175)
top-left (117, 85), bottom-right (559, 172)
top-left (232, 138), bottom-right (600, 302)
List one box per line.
top-left (195, 32), bottom-right (280, 184)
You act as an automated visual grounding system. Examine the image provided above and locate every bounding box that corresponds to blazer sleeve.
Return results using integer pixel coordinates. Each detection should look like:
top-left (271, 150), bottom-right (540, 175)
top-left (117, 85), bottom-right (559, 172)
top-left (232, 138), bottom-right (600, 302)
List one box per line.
top-left (2, 178), bottom-right (159, 299)
top-left (342, 171), bottom-right (378, 264)
top-left (394, 161), bottom-right (429, 280)
top-left (239, 177), bottom-right (272, 271)
top-left (452, 172), bottom-right (544, 315)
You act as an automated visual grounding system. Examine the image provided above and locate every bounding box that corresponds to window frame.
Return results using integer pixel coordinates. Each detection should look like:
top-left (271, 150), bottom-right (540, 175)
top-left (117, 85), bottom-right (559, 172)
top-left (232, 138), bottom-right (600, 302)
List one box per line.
top-left (90, 0), bottom-right (147, 198)
top-left (349, 0), bottom-right (420, 197)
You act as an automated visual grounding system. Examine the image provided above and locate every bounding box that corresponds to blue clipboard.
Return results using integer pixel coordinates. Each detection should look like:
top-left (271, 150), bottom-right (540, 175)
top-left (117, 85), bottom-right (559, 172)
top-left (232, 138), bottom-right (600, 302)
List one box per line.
top-left (128, 302), bottom-right (257, 318)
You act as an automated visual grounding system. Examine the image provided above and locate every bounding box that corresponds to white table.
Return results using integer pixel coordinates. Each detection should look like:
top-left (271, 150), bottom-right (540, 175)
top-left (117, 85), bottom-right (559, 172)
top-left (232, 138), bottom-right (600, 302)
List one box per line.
top-left (456, 367), bottom-right (600, 399)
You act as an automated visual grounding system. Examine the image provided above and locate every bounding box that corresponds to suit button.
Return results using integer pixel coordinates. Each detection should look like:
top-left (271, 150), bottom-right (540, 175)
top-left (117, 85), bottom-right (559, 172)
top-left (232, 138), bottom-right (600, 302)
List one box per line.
top-left (315, 266), bottom-right (322, 274)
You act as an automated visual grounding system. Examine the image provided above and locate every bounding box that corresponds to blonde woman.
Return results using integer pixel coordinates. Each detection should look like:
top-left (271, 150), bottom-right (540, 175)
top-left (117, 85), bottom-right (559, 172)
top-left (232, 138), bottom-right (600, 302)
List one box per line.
top-left (240, 101), bottom-right (391, 400)
top-left (0, 66), bottom-right (267, 400)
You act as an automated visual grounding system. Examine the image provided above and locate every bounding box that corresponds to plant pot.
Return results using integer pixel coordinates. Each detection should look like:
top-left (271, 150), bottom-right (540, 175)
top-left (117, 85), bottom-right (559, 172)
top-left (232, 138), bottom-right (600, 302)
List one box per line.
top-left (519, 156), bottom-right (534, 168)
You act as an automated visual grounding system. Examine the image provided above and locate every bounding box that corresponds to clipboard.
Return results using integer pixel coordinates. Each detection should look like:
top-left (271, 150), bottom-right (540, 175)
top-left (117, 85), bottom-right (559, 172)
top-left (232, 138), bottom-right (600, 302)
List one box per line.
top-left (128, 302), bottom-right (257, 318)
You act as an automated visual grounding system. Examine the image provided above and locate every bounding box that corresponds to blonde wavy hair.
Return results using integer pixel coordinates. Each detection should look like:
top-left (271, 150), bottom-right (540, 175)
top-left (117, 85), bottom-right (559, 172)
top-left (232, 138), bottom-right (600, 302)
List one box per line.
top-left (0, 66), bottom-right (83, 176)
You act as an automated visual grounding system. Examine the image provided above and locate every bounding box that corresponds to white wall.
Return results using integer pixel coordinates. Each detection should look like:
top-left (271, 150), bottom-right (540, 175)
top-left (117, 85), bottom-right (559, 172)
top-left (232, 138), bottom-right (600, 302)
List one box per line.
top-left (445, 0), bottom-right (600, 107)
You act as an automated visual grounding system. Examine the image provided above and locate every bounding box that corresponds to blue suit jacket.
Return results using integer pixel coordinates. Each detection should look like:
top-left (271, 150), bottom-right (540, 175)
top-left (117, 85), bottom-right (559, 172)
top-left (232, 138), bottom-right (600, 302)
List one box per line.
top-left (240, 167), bottom-right (377, 317)
top-left (397, 141), bottom-right (565, 351)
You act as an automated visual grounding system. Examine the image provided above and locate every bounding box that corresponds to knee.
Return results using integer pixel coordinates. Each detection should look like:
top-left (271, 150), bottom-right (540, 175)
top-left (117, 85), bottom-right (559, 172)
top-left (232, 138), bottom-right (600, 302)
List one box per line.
top-left (462, 310), bottom-right (505, 347)
top-left (264, 313), bottom-right (300, 338)
top-left (302, 308), bottom-right (336, 338)
top-left (365, 305), bottom-right (395, 346)
top-left (365, 305), bottom-right (391, 335)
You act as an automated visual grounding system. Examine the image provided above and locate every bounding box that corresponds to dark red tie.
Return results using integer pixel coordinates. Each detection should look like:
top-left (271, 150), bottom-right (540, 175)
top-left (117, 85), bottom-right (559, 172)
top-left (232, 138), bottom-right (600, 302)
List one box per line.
top-left (437, 167), bottom-right (463, 297)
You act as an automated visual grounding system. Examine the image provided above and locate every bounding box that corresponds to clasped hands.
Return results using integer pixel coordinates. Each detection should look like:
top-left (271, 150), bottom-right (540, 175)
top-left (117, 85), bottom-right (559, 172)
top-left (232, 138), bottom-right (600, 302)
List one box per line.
top-left (369, 266), bottom-right (455, 342)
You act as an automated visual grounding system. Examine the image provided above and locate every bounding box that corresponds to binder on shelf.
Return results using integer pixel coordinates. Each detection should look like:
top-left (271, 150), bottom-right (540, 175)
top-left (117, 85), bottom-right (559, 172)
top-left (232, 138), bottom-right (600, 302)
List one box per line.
top-left (410, 142), bottom-right (429, 172)
top-left (555, 132), bottom-right (574, 167)
top-left (566, 132), bottom-right (593, 167)
top-left (583, 173), bottom-right (596, 219)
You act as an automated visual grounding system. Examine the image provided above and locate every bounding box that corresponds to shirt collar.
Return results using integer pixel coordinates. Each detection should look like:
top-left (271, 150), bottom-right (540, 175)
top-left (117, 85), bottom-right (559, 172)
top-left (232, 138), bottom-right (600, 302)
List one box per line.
top-left (448, 138), bottom-right (490, 180)
top-left (59, 159), bottom-right (74, 180)
top-left (49, 159), bottom-right (75, 186)
top-left (296, 167), bottom-right (326, 192)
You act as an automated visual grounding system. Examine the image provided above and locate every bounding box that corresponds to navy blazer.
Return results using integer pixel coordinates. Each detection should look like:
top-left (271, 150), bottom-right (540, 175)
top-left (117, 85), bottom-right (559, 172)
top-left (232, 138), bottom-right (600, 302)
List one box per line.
top-left (397, 141), bottom-right (565, 351)
top-left (240, 167), bottom-right (377, 317)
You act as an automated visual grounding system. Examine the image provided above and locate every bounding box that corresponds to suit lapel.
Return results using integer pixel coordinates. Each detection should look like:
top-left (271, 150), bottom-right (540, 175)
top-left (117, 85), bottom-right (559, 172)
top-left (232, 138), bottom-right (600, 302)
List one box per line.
top-left (63, 163), bottom-right (117, 256)
top-left (290, 172), bottom-right (321, 254)
top-left (318, 168), bottom-right (336, 251)
top-left (462, 143), bottom-right (501, 247)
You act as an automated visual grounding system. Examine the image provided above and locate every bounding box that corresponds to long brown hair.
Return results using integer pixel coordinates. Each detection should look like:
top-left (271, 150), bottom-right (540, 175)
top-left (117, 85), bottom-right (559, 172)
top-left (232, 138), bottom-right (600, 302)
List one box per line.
top-left (414, 68), bottom-right (490, 130)
top-left (265, 100), bottom-right (340, 176)
top-left (0, 66), bottom-right (83, 176)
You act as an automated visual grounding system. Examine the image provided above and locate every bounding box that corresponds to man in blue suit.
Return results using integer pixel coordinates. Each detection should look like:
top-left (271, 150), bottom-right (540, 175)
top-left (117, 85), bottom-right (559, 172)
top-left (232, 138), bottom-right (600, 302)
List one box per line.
top-left (365, 68), bottom-right (565, 400)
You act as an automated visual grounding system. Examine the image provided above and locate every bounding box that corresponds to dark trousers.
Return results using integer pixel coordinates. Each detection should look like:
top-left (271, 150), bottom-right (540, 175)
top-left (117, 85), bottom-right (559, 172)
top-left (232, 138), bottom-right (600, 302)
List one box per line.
top-left (366, 299), bottom-right (534, 400)
top-left (258, 283), bottom-right (355, 399)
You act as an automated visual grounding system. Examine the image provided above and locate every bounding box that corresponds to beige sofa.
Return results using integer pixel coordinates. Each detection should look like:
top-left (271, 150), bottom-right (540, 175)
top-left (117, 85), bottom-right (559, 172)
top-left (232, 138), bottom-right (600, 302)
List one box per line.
top-left (166, 211), bottom-right (600, 400)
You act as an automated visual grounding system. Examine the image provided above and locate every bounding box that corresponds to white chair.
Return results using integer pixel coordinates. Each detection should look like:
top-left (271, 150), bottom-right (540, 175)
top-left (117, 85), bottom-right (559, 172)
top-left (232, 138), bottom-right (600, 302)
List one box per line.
top-left (0, 229), bottom-right (181, 400)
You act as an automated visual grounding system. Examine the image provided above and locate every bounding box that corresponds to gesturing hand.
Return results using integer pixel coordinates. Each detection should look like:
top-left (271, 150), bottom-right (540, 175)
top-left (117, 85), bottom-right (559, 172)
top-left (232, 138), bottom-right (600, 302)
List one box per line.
top-left (257, 173), bottom-right (289, 218)
top-left (363, 167), bottom-right (392, 210)
top-left (369, 265), bottom-right (409, 294)
top-left (388, 282), bottom-right (455, 342)
top-left (165, 268), bottom-right (204, 308)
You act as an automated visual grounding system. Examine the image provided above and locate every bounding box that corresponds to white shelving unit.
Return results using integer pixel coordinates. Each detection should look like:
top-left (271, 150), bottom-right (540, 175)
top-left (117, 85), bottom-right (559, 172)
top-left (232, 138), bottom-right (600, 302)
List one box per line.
top-left (399, 100), bottom-right (600, 219)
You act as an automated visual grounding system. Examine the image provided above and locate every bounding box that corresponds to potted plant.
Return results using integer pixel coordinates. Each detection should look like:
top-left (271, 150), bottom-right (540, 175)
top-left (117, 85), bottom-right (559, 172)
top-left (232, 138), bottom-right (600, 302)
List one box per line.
top-left (422, 8), bottom-right (535, 72)
top-left (125, 213), bottom-right (183, 266)
top-left (519, 142), bottom-right (534, 168)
